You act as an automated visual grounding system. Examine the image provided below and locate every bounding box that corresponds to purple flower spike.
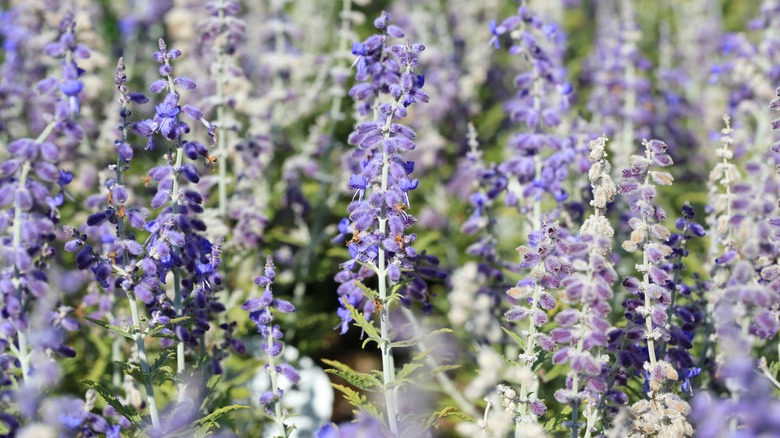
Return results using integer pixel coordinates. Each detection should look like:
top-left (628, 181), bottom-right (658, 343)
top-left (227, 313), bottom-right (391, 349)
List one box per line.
top-left (335, 10), bottom-right (437, 335)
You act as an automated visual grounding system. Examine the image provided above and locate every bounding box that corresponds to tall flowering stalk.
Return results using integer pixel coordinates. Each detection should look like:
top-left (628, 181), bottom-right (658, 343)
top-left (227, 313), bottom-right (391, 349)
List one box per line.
top-left (553, 135), bottom-right (617, 438)
top-left (134, 38), bottom-right (220, 401)
top-left (1, 8), bottom-right (85, 390)
top-left (617, 139), bottom-right (694, 436)
top-left (618, 139), bottom-right (676, 381)
top-left (200, 0), bottom-right (245, 218)
top-left (333, 11), bottom-right (428, 434)
top-left (111, 57), bottom-right (161, 427)
top-left (504, 220), bottom-right (565, 434)
top-left (657, 202), bottom-right (706, 389)
top-left (584, 0), bottom-right (653, 168)
top-left (242, 257), bottom-right (298, 437)
top-left (488, 4), bottom-right (575, 232)
top-left (71, 41), bottom-right (230, 431)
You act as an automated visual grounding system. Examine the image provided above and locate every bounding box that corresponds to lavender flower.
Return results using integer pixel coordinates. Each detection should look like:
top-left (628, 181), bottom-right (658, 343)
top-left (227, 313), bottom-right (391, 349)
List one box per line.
top-left (617, 138), bottom-right (678, 391)
top-left (243, 256), bottom-right (297, 437)
top-left (583, 1), bottom-right (654, 169)
top-left (692, 358), bottom-right (780, 437)
top-left (332, 11), bottom-right (431, 434)
top-left (335, 11), bottom-right (430, 328)
top-left (553, 135), bottom-right (617, 436)
top-left (0, 9), bottom-right (87, 424)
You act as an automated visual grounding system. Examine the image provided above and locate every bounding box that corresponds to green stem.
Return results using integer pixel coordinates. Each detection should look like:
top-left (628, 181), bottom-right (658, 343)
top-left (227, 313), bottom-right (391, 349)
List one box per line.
top-left (378, 104), bottom-right (399, 435)
top-left (116, 95), bottom-right (160, 427)
top-left (171, 144), bottom-right (185, 401)
top-left (128, 291), bottom-right (161, 428)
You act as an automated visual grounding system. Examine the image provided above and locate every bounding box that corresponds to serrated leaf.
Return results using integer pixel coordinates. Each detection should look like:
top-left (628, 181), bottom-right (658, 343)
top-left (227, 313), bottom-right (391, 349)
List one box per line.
top-left (84, 316), bottom-right (133, 340)
top-left (331, 384), bottom-right (382, 419)
top-left (355, 259), bottom-right (378, 273)
top-left (145, 350), bottom-right (175, 384)
top-left (502, 326), bottom-right (526, 350)
top-left (389, 279), bottom-right (412, 295)
top-left (322, 358), bottom-right (383, 391)
top-left (547, 404), bottom-right (572, 431)
top-left (396, 362), bottom-right (424, 383)
top-left (387, 279), bottom-right (411, 305)
top-left (430, 364), bottom-right (461, 376)
top-left (353, 281), bottom-right (378, 301)
top-left (425, 407), bottom-right (472, 428)
top-left (151, 350), bottom-right (171, 371)
top-left (195, 404), bottom-right (249, 431)
top-left (389, 328), bottom-right (453, 348)
top-left (411, 348), bottom-right (433, 362)
top-left (82, 379), bottom-right (144, 428)
top-left (340, 297), bottom-right (380, 345)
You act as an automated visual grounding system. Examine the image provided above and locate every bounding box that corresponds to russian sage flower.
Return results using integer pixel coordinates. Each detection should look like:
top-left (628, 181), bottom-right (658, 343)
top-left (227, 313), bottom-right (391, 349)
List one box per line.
top-left (334, 11), bottom-right (430, 332)
top-left (617, 138), bottom-right (678, 391)
top-left (332, 11), bottom-right (435, 435)
top-left (502, 218), bottom-right (569, 429)
top-left (200, 0), bottom-right (246, 218)
top-left (242, 256), bottom-right (298, 437)
top-left (583, 1), bottom-right (654, 169)
top-left (553, 135), bottom-right (617, 435)
top-left (692, 358), bottom-right (780, 437)
top-left (657, 202), bottom-right (706, 391)
top-left (616, 139), bottom-right (694, 435)
top-left (65, 56), bottom-right (163, 428)
top-left (0, 9), bottom-right (87, 429)
top-left (488, 5), bottom-right (576, 229)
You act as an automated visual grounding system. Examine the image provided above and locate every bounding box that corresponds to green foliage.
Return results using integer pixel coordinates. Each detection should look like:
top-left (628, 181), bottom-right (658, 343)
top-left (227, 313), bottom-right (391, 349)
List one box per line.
top-left (331, 383), bottom-right (383, 419)
top-left (322, 358), bottom-right (384, 391)
top-left (194, 405), bottom-right (250, 434)
top-left (425, 407), bottom-right (472, 429)
top-left (340, 294), bottom-right (381, 348)
top-left (82, 380), bottom-right (144, 429)
top-left (84, 317), bottom-right (133, 340)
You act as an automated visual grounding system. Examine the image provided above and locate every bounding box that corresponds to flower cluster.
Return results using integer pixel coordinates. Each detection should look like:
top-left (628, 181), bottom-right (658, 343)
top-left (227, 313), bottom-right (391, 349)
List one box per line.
top-left (0, 9), bottom-right (87, 429)
top-left (334, 11), bottom-right (430, 331)
top-left (616, 139), bottom-right (678, 391)
top-left (583, 1), bottom-right (654, 168)
top-left (552, 135), bottom-right (617, 434)
top-left (6, 1), bottom-right (780, 437)
top-left (242, 256), bottom-right (298, 435)
top-left (488, 5), bottom-right (576, 223)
